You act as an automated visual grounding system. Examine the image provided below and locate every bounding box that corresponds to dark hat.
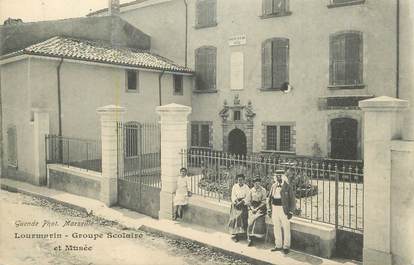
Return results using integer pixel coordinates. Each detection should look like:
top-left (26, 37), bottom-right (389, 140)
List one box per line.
top-left (253, 177), bottom-right (261, 183)
top-left (236, 174), bottom-right (245, 179)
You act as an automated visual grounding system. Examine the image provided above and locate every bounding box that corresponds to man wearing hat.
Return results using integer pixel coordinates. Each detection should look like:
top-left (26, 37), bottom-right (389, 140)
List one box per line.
top-left (268, 168), bottom-right (296, 254)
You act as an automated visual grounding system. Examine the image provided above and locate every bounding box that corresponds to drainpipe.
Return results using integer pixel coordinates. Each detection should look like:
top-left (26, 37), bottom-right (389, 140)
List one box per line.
top-left (57, 58), bottom-right (64, 136)
top-left (184, 0), bottom-right (188, 67)
top-left (396, 0), bottom-right (400, 98)
top-left (158, 70), bottom-right (165, 106)
top-left (57, 58), bottom-right (64, 162)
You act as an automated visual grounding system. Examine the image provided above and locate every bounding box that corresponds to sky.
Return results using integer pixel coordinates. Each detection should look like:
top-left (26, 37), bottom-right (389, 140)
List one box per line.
top-left (0, 0), bottom-right (132, 23)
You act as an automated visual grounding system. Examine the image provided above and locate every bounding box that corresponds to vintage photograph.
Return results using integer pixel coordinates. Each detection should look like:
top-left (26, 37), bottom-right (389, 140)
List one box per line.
top-left (0, 0), bottom-right (413, 264)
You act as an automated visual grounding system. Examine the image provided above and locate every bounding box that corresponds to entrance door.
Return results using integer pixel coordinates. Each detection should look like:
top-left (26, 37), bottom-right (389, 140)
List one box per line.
top-left (228, 129), bottom-right (247, 156)
top-left (330, 118), bottom-right (358, 160)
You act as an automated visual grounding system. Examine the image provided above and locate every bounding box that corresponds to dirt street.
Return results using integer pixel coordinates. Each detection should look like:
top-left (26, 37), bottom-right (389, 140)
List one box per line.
top-left (0, 190), bottom-right (250, 265)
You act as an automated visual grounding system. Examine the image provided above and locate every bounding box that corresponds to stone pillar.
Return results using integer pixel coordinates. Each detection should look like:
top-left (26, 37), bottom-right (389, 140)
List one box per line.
top-left (33, 108), bottom-right (50, 186)
top-left (97, 105), bottom-right (125, 206)
top-left (359, 96), bottom-right (409, 265)
top-left (156, 103), bottom-right (191, 220)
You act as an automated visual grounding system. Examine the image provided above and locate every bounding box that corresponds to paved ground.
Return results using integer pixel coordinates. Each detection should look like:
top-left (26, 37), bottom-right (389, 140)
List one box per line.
top-left (1, 178), bottom-right (361, 265)
top-left (0, 190), bottom-right (251, 265)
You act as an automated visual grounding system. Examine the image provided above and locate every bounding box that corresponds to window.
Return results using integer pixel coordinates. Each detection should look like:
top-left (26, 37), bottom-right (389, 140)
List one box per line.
top-left (329, 32), bottom-right (363, 87)
top-left (262, 0), bottom-right (289, 17)
top-left (191, 122), bottom-right (211, 148)
top-left (195, 46), bottom-right (217, 91)
top-left (173, 75), bottom-right (183, 95)
top-left (266, 126), bottom-right (278, 150)
top-left (279, 126), bottom-right (291, 151)
top-left (262, 38), bottom-right (289, 90)
top-left (125, 123), bottom-right (139, 158)
top-left (328, 0), bottom-right (365, 8)
top-left (7, 126), bottom-right (17, 167)
top-left (195, 0), bottom-right (217, 28)
top-left (233, 111), bottom-right (241, 121)
top-left (264, 123), bottom-right (295, 152)
top-left (126, 70), bottom-right (139, 92)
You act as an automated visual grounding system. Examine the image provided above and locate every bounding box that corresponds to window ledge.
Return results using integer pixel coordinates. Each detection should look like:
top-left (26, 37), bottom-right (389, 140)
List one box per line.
top-left (193, 89), bottom-right (218, 94)
top-left (194, 22), bottom-right (218, 30)
top-left (328, 84), bottom-right (365, 90)
top-left (261, 150), bottom-right (296, 155)
top-left (259, 88), bottom-right (283, 92)
top-left (327, 0), bottom-right (365, 8)
top-left (173, 92), bottom-right (184, 96)
top-left (260, 11), bottom-right (292, 19)
top-left (125, 90), bottom-right (139, 93)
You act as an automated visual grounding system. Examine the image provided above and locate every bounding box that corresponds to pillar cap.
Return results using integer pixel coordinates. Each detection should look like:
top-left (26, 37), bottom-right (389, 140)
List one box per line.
top-left (96, 105), bottom-right (126, 114)
top-left (359, 96), bottom-right (409, 111)
top-left (156, 103), bottom-right (192, 114)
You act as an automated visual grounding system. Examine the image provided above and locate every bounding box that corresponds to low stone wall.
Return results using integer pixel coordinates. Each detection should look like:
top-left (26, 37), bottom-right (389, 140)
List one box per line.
top-left (182, 195), bottom-right (336, 259)
top-left (118, 179), bottom-right (161, 219)
top-left (47, 164), bottom-right (101, 200)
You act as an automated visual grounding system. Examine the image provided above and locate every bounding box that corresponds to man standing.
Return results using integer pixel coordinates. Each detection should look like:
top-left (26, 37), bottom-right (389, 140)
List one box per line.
top-left (268, 168), bottom-right (296, 254)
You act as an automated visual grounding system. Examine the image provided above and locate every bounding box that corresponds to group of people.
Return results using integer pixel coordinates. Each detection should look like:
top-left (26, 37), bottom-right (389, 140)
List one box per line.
top-left (172, 167), bottom-right (296, 254)
top-left (227, 168), bottom-right (296, 254)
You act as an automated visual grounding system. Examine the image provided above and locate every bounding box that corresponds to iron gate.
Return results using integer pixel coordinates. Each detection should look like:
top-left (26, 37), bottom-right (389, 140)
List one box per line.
top-left (116, 122), bottom-right (161, 218)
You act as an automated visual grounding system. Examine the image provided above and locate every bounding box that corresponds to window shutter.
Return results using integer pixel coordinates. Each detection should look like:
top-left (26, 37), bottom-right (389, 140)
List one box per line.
top-left (262, 40), bottom-right (272, 89)
top-left (273, 39), bottom-right (289, 88)
top-left (345, 33), bottom-right (362, 85)
top-left (200, 124), bottom-right (210, 147)
top-left (206, 47), bottom-right (216, 90)
top-left (262, 0), bottom-right (273, 15)
top-left (195, 48), bottom-right (206, 90)
top-left (206, 0), bottom-right (216, 26)
top-left (330, 34), bottom-right (346, 85)
top-left (273, 0), bottom-right (286, 13)
top-left (7, 126), bottom-right (17, 167)
top-left (191, 124), bottom-right (200, 146)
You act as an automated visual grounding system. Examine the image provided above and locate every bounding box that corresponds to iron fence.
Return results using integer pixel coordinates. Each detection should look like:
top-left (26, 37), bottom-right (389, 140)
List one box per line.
top-left (116, 122), bottom-right (161, 187)
top-left (182, 149), bottom-right (364, 232)
top-left (45, 135), bottom-right (102, 172)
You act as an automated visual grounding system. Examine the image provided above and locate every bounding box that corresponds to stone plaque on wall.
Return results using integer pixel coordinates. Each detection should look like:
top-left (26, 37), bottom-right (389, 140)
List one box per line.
top-left (230, 51), bottom-right (244, 90)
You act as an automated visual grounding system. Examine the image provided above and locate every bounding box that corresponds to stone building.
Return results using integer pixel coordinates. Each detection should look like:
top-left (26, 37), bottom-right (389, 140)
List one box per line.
top-left (91, 0), bottom-right (414, 160)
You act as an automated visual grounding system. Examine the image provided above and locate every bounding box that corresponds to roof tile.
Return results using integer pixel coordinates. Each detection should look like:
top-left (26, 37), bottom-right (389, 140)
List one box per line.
top-left (22, 36), bottom-right (192, 73)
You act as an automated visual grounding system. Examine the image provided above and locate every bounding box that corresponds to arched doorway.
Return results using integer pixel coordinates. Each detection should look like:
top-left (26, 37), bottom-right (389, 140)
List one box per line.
top-left (228, 129), bottom-right (247, 156)
top-left (330, 118), bottom-right (358, 160)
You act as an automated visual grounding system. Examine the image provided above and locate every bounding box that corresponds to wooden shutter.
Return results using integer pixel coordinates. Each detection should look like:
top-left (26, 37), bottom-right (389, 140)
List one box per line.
top-left (195, 48), bottom-right (206, 90)
top-left (262, 0), bottom-right (273, 15)
top-left (272, 38), bottom-right (289, 88)
top-left (200, 124), bottom-right (210, 147)
top-left (191, 124), bottom-right (200, 146)
top-left (206, 47), bottom-right (216, 90)
top-left (7, 126), bottom-right (17, 167)
top-left (330, 34), bottom-right (346, 85)
top-left (273, 0), bottom-right (286, 13)
top-left (262, 40), bottom-right (272, 89)
top-left (345, 33), bottom-right (362, 85)
top-left (206, 0), bottom-right (216, 26)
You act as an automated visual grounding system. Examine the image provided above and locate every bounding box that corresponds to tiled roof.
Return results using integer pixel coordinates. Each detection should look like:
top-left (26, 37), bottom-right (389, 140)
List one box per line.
top-left (15, 36), bottom-right (193, 73)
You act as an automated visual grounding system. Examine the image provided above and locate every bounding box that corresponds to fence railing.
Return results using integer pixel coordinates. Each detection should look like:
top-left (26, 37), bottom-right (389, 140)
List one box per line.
top-left (182, 149), bottom-right (364, 232)
top-left (117, 122), bottom-right (161, 186)
top-left (45, 135), bottom-right (102, 172)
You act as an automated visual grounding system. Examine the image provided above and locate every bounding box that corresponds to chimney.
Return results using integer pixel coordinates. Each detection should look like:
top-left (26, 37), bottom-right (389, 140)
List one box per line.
top-left (108, 0), bottom-right (120, 16)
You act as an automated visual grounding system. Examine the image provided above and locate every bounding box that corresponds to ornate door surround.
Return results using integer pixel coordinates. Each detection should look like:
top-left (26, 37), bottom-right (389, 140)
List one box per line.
top-left (219, 95), bottom-right (256, 154)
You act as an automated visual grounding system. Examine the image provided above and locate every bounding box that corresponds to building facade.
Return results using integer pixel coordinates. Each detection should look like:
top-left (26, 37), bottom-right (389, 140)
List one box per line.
top-left (96, 0), bottom-right (411, 160)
